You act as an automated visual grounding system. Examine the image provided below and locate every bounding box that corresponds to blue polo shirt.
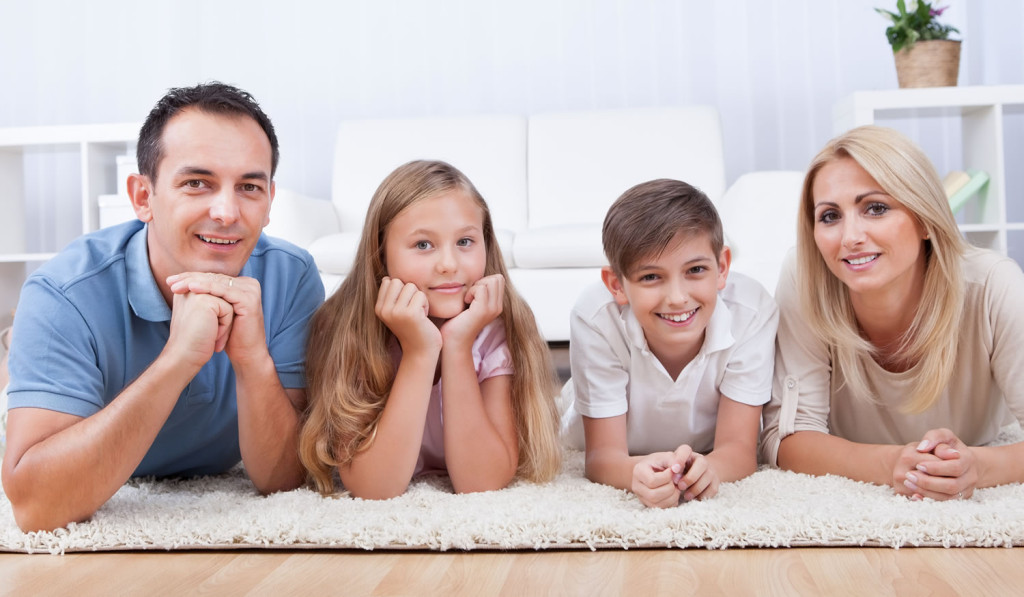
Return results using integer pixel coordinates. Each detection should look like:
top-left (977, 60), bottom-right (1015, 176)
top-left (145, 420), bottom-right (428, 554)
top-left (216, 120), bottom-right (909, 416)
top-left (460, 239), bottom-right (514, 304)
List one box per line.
top-left (7, 220), bottom-right (325, 477)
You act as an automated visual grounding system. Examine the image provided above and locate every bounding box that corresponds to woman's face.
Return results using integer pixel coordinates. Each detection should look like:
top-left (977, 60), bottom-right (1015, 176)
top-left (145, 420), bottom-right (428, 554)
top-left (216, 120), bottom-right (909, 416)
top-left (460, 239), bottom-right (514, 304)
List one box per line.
top-left (810, 157), bottom-right (928, 303)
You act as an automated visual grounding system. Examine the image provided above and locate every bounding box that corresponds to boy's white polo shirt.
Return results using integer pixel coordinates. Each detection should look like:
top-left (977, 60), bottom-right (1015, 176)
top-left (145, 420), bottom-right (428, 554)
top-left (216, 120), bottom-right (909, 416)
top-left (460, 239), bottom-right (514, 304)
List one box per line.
top-left (560, 273), bottom-right (778, 455)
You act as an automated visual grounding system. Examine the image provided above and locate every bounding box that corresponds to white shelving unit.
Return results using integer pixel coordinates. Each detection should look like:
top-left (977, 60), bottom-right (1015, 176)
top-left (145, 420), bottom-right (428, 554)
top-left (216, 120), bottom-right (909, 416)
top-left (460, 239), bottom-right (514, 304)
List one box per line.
top-left (833, 85), bottom-right (1024, 257)
top-left (0, 123), bottom-right (140, 322)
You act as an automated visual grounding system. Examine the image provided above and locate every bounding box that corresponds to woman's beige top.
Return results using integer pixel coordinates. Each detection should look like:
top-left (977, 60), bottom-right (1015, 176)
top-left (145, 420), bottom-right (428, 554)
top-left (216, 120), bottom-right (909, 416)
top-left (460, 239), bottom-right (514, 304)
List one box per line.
top-left (761, 248), bottom-right (1024, 465)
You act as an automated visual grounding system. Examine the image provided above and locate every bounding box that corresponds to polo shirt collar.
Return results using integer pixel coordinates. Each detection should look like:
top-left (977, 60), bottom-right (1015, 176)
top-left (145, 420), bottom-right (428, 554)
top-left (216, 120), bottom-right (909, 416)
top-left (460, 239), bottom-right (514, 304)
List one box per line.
top-left (127, 224), bottom-right (172, 322)
top-left (621, 293), bottom-right (736, 357)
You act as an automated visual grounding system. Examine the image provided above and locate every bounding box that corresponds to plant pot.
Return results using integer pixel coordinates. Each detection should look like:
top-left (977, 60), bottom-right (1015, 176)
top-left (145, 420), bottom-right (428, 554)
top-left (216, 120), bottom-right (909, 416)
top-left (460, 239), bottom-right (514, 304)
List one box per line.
top-left (893, 40), bottom-right (961, 88)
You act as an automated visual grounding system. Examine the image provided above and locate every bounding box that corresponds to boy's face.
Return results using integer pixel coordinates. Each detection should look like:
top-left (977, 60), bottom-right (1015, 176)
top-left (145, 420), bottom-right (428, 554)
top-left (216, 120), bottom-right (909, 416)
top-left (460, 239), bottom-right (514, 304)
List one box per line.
top-left (602, 232), bottom-right (730, 375)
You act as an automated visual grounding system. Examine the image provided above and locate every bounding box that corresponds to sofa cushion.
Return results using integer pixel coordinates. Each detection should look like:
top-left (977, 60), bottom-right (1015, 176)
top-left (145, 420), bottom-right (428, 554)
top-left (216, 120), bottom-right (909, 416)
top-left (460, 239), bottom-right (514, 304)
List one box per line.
top-left (332, 115), bottom-right (528, 235)
top-left (308, 232), bottom-right (361, 276)
top-left (513, 224), bottom-right (606, 269)
top-left (526, 106), bottom-right (727, 232)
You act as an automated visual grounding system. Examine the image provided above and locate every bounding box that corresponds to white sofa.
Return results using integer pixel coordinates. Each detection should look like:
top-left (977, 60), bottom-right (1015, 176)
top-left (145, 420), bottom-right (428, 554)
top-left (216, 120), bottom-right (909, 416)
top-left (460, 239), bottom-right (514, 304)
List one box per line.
top-left (267, 108), bottom-right (803, 342)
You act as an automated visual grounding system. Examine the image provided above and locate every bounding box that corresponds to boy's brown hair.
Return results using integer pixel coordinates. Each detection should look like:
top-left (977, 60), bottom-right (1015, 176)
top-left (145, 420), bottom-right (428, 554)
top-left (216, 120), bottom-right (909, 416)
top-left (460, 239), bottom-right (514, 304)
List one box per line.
top-left (602, 179), bottom-right (724, 276)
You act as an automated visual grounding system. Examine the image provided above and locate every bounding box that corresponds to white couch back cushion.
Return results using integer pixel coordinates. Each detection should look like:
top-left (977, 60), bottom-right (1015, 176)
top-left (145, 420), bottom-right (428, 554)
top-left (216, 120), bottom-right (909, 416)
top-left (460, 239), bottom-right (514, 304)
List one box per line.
top-left (331, 115), bottom-right (529, 234)
top-left (525, 106), bottom-right (727, 230)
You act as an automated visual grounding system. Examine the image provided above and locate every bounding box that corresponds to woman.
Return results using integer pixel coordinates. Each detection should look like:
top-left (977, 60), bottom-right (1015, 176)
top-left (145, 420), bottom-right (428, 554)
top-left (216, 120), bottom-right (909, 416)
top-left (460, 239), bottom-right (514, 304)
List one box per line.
top-left (761, 125), bottom-right (1024, 500)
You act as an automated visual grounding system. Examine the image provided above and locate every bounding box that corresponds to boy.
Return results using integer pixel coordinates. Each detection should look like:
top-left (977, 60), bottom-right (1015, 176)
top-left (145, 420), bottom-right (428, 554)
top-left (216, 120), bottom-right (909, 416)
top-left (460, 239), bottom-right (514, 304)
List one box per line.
top-left (560, 179), bottom-right (778, 508)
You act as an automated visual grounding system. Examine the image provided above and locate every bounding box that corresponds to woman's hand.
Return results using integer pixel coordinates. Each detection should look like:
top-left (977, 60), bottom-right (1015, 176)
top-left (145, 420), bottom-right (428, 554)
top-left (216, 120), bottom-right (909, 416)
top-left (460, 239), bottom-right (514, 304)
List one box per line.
top-left (895, 428), bottom-right (977, 501)
top-left (375, 276), bottom-right (442, 354)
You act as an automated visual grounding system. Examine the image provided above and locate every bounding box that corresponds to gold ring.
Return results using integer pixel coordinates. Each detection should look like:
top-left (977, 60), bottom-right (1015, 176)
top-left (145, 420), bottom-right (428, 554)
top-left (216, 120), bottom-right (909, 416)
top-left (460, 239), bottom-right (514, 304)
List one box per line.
top-left (228, 278), bottom-right (233, 288)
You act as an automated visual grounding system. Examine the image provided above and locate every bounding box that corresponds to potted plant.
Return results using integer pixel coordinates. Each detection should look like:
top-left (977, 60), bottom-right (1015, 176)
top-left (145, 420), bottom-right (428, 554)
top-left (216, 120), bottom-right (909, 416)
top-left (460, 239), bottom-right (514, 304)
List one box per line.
top-left (876, 0), bottom-right (961, 88)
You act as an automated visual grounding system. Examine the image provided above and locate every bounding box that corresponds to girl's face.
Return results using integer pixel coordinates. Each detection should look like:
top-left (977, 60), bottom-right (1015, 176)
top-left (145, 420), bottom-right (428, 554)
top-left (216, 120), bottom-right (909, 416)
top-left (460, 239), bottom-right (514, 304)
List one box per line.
top-left (811, 157), bottom-right (928, 304)
top-left (384, 189), bottom-right (488, 320)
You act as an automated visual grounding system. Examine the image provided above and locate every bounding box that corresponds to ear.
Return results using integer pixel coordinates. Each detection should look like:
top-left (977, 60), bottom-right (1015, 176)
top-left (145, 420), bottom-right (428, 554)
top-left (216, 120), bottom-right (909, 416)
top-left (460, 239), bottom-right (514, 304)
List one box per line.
top-left (601, 266), bottom-right (629, 306)
top-left (264, 181), bottom-right (276, 228)
top-left (127, 173), bottom-right (154, 223)
top-left (716, 246), bottom-right (732, 291)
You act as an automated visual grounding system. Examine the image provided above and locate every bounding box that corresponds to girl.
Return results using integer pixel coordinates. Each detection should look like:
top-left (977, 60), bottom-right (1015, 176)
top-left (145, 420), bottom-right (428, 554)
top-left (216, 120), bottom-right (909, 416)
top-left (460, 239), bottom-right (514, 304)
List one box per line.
top-left (299, 160), bottom-right (561, 499)
top-left (761, 126), bottom-right (1024, 500)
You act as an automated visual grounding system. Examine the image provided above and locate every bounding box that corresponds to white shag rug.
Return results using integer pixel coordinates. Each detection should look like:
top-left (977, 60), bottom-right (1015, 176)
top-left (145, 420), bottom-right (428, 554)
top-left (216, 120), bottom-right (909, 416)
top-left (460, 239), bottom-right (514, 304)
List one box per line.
top-left (4, 427), bottom-right (1024, 554)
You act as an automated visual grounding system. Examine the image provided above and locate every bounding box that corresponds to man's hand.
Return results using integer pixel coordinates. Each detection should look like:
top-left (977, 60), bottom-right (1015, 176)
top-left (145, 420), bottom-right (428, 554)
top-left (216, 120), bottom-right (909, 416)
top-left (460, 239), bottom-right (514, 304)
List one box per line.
top-left (167, 272), bottom-right (267, 368)
top-left (166, 286), bottom-right (234, 371)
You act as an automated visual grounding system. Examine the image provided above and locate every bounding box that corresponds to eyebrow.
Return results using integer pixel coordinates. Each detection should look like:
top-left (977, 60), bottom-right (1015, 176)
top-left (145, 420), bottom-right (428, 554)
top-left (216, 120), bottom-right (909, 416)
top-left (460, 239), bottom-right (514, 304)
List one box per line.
top-left (814, 189), bottom-right (888, 210)
top-left (174, 166), bottom-right (269, 182)
top-left (634, 255), bottom-right (713, 271)
top-left (854, 190), bottom-right (888, 203)
top-left (408, 225), bottom-right (481, 236)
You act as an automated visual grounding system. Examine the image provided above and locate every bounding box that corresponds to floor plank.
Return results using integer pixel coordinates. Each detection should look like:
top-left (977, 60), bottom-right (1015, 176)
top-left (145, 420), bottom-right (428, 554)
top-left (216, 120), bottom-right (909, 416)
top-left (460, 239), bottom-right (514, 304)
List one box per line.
top-left (4, 548), bottom-right (1024, 596)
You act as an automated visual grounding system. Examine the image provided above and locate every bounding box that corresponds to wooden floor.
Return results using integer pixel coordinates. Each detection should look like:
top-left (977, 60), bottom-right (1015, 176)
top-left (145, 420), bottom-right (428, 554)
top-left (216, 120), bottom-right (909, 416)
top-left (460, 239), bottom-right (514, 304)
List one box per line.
top-left (3, 547), bottom-right (1024, 596)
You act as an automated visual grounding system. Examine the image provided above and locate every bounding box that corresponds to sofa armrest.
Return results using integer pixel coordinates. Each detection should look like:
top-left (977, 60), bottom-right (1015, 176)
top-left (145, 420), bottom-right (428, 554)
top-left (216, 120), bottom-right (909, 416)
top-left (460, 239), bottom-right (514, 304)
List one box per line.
top-left (718, 171), bottom-right (805, 294)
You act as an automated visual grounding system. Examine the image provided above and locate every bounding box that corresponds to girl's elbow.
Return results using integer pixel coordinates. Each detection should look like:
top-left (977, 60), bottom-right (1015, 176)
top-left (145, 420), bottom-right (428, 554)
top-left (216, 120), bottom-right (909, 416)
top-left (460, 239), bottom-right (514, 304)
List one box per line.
top-left (344, 478), bottom-right (410, 501)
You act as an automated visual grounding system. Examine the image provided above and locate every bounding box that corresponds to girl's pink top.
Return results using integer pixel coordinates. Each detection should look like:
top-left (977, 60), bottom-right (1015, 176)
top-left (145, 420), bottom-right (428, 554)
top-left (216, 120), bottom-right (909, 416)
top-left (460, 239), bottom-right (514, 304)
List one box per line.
top-left (389, 319), bottom-right (514, 477)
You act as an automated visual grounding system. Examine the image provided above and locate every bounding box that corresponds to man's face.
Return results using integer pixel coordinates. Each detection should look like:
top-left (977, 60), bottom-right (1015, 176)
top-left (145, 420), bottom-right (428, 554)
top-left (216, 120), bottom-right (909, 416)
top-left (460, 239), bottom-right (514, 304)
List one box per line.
top-left (130, 108), bottom-right (274, 298)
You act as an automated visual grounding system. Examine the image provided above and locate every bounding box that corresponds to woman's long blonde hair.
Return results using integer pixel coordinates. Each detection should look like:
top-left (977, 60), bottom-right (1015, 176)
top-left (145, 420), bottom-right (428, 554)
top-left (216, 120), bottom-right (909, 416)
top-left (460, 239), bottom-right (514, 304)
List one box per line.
top-left (797, 125), bottom-right (967, 413)
top-left (299, 160), bottom-right (561, 494)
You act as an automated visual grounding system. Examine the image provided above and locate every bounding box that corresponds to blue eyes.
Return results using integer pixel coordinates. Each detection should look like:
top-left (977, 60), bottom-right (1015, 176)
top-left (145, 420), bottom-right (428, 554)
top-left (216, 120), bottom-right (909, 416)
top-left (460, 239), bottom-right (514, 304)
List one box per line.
top-left (414, 238), bottom-right (474, 250)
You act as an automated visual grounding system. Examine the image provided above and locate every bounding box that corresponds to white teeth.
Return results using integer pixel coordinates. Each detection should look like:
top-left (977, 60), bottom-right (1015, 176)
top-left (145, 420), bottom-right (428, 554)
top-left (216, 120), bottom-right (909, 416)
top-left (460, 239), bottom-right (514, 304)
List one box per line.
top-left (199, 235), bottom-right (238, 245)
top-left (845, 255), bottom-right (877, 265)
top-left (660, 309), bottom-right (697, 323)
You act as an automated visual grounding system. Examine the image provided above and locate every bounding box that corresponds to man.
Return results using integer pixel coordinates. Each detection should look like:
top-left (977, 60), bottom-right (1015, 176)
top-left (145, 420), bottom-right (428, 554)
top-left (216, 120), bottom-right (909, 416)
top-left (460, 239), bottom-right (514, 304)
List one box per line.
top-left (2, 82), bottom-right (324, 532)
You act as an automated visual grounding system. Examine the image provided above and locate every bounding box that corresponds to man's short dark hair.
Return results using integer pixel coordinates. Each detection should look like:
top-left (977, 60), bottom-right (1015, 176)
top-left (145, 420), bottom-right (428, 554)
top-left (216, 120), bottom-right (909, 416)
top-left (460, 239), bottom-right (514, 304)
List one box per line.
top-left (136, 82), bottom-right (279, 181)
top-left (602, 179), bottom-right (724, 277)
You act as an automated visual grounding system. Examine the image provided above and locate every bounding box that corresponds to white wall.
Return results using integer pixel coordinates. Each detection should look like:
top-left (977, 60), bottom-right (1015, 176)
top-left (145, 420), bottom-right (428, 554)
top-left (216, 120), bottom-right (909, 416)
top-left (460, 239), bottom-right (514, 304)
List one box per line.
top-left (1, 0), bottom-right (1022, 201)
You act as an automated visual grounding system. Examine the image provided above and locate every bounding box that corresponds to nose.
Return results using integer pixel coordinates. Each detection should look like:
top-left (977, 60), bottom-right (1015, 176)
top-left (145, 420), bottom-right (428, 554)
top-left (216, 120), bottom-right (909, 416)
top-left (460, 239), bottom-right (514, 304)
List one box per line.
top-left (841, 214), bottom-right (866, 249)
top-left (435, 245), bottom-right (457, 274)
top-left (667, 278), bottom-right (690, 307)
top-left (209, 189), bottom-right (240, 226)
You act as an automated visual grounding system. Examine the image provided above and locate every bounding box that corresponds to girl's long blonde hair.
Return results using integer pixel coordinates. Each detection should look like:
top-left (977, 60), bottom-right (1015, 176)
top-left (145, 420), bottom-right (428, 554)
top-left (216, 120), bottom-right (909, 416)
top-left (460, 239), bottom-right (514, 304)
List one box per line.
top-left (299, 160), bottom-right (561, 494)
top-left (797, 125), bottom-right (967, 413)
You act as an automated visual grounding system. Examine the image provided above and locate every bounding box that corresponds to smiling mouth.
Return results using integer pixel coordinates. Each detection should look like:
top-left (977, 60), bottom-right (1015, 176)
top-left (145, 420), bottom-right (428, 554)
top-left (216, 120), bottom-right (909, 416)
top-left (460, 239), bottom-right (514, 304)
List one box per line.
top-left (430, 283), bottom-right (465, 293)
top-left (197, 234), bottom-right (240, 245)
top-left (658, 308), bottom-right (697, 323)
top-left (843, 254), bottom-right (878, 265)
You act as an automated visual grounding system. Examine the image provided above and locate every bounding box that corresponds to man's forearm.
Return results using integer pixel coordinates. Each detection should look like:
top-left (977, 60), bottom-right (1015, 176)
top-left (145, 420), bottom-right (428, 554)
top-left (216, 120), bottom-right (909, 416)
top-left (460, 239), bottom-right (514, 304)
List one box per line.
top-left (234, 354), bottom-right (305, 493)
top-left (2, 353), bottom-right (197, 532)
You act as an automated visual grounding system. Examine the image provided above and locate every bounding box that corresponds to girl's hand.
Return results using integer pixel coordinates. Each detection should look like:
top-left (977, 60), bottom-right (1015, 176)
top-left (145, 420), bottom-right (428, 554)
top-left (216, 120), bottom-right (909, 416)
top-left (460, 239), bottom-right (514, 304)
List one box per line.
top-left (440, 274), bottom-right (505, 346)
top-left (899, 428), bottom-right (978, 501)
top-left (673, 446), bottom-right (720, 501)
top-left (375, 276), bottom-right (441, 353)
top-left (632, 452), bottom-right (683, 508)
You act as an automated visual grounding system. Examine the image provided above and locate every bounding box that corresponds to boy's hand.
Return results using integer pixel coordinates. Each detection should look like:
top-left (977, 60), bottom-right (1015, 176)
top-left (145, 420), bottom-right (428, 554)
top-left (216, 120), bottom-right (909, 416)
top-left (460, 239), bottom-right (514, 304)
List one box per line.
top-left (375, 276), bottom-right (441, 354)
top-left (440, 274), bottom-right (504, 346)
top-left (672, 445), bottom-right (720, 501)
top-left (631, 452), bottom-right (683, 508)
